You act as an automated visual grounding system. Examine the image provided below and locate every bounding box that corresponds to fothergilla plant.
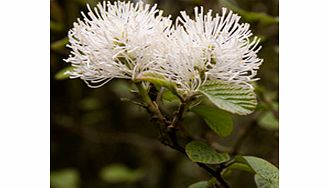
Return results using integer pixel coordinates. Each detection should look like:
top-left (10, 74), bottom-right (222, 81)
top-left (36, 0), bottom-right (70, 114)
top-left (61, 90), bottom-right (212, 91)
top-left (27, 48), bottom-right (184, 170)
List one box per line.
top-left (62, 1), bottom-right (278, 187)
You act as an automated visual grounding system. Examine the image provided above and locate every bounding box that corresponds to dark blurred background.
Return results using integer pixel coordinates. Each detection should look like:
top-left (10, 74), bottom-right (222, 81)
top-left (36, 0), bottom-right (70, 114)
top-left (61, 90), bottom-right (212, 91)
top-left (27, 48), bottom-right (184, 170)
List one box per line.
top-left (50, 0), bottom-right (278, 187)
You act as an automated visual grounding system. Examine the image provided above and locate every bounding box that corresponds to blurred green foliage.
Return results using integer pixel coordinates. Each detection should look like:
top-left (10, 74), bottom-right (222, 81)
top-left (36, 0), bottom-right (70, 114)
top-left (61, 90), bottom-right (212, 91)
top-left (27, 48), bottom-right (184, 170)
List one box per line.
top-left (51, 169), bottom-right (80, 188)
top-left (99, 164), bottom-right (145, 183)
top-left (51, 0), bottom-right (278, 187)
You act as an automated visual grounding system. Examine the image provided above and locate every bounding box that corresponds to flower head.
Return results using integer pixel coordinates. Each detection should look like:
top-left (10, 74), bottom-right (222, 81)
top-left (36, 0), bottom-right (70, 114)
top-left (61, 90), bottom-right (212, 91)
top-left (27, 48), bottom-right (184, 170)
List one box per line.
top-left (65, 2), bottom-right (262, 92)
top-left (154, 7), bottom-right (263, 93)
top-left (65, 1), bottom-right (172, 88)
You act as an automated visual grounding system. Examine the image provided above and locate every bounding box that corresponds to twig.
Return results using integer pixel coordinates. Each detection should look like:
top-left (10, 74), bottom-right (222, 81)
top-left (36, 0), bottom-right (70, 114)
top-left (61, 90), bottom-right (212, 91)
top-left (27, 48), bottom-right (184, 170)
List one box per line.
top-left (156, 87), bottom-right (165, 104)
top-left (169, 102), bottom-right (186, 128)
top-left (135, 82), bottom-right (230, 187)
top-left (135, 82), bottom-right (167, 123)
top-left (166, 127), bottom-right (230, 188)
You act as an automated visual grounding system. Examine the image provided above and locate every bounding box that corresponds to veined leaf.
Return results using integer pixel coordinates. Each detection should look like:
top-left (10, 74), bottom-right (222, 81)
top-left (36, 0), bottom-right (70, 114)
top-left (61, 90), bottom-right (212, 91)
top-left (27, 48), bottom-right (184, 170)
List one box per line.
top-left (242, 156), bottom-right (279, 181)
top-left (236, 156), bottom-right (279, 188)
top-left (255, 174), bottom-right (279, 188)
top-left (191, 104), bottom-right (233, 137)
top-left (185, 141), bottom-right (230, 164)
top-left (199, 80), bottom-right (257, 115)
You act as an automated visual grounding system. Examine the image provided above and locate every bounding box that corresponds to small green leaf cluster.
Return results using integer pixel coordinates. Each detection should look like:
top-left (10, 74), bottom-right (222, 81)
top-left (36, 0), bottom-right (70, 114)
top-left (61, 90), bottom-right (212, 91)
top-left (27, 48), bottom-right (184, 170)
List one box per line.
top-left (186, 142), bottom-right (278, 188)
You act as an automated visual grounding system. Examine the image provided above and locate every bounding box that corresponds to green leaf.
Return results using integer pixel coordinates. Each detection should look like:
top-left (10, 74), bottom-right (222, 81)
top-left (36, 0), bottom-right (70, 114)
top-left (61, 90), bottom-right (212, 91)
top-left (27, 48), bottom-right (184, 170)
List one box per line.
top-left (227, 162), bottom-right (254, 173)
top-left (162, 89), bottom-right (180, 102)
top-left (185, 141), bottom-right (230, 164)
top-left (191, 104), bottom-right (233, 137)
top-left (242, 156), bottom-right (279, 180)
top-left (54, 66), bottom-right (74, 80)
top-left (236, 156), bottom-right (279, 188)
top-left (188, 181), bottom-right (209, 188)
top-left (199, 80), bottom-right (257, 115)
top-left (255, 174), bottom-right (279, 188)
top-left (99, 164), bottom-right (145, 183)
top-left (219, 0), bottom-right (279, 25)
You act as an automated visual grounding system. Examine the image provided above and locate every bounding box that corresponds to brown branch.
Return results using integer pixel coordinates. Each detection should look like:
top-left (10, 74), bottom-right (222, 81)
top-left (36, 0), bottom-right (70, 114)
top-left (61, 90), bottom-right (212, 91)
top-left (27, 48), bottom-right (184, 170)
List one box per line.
top-left (164, 127), bottom-right (230, 188)
top-left (169, 102), bottom-right (186, 128)
top-left (135, 83), bottom-right (230, 187)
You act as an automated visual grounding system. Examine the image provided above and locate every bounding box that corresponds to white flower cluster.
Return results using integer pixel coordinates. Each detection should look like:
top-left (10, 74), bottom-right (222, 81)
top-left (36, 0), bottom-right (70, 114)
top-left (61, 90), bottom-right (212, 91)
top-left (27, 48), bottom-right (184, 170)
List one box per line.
top-left (65, 1), bottom-right (172, 88)
top-left (65, 1), bottom-right (262, 92)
